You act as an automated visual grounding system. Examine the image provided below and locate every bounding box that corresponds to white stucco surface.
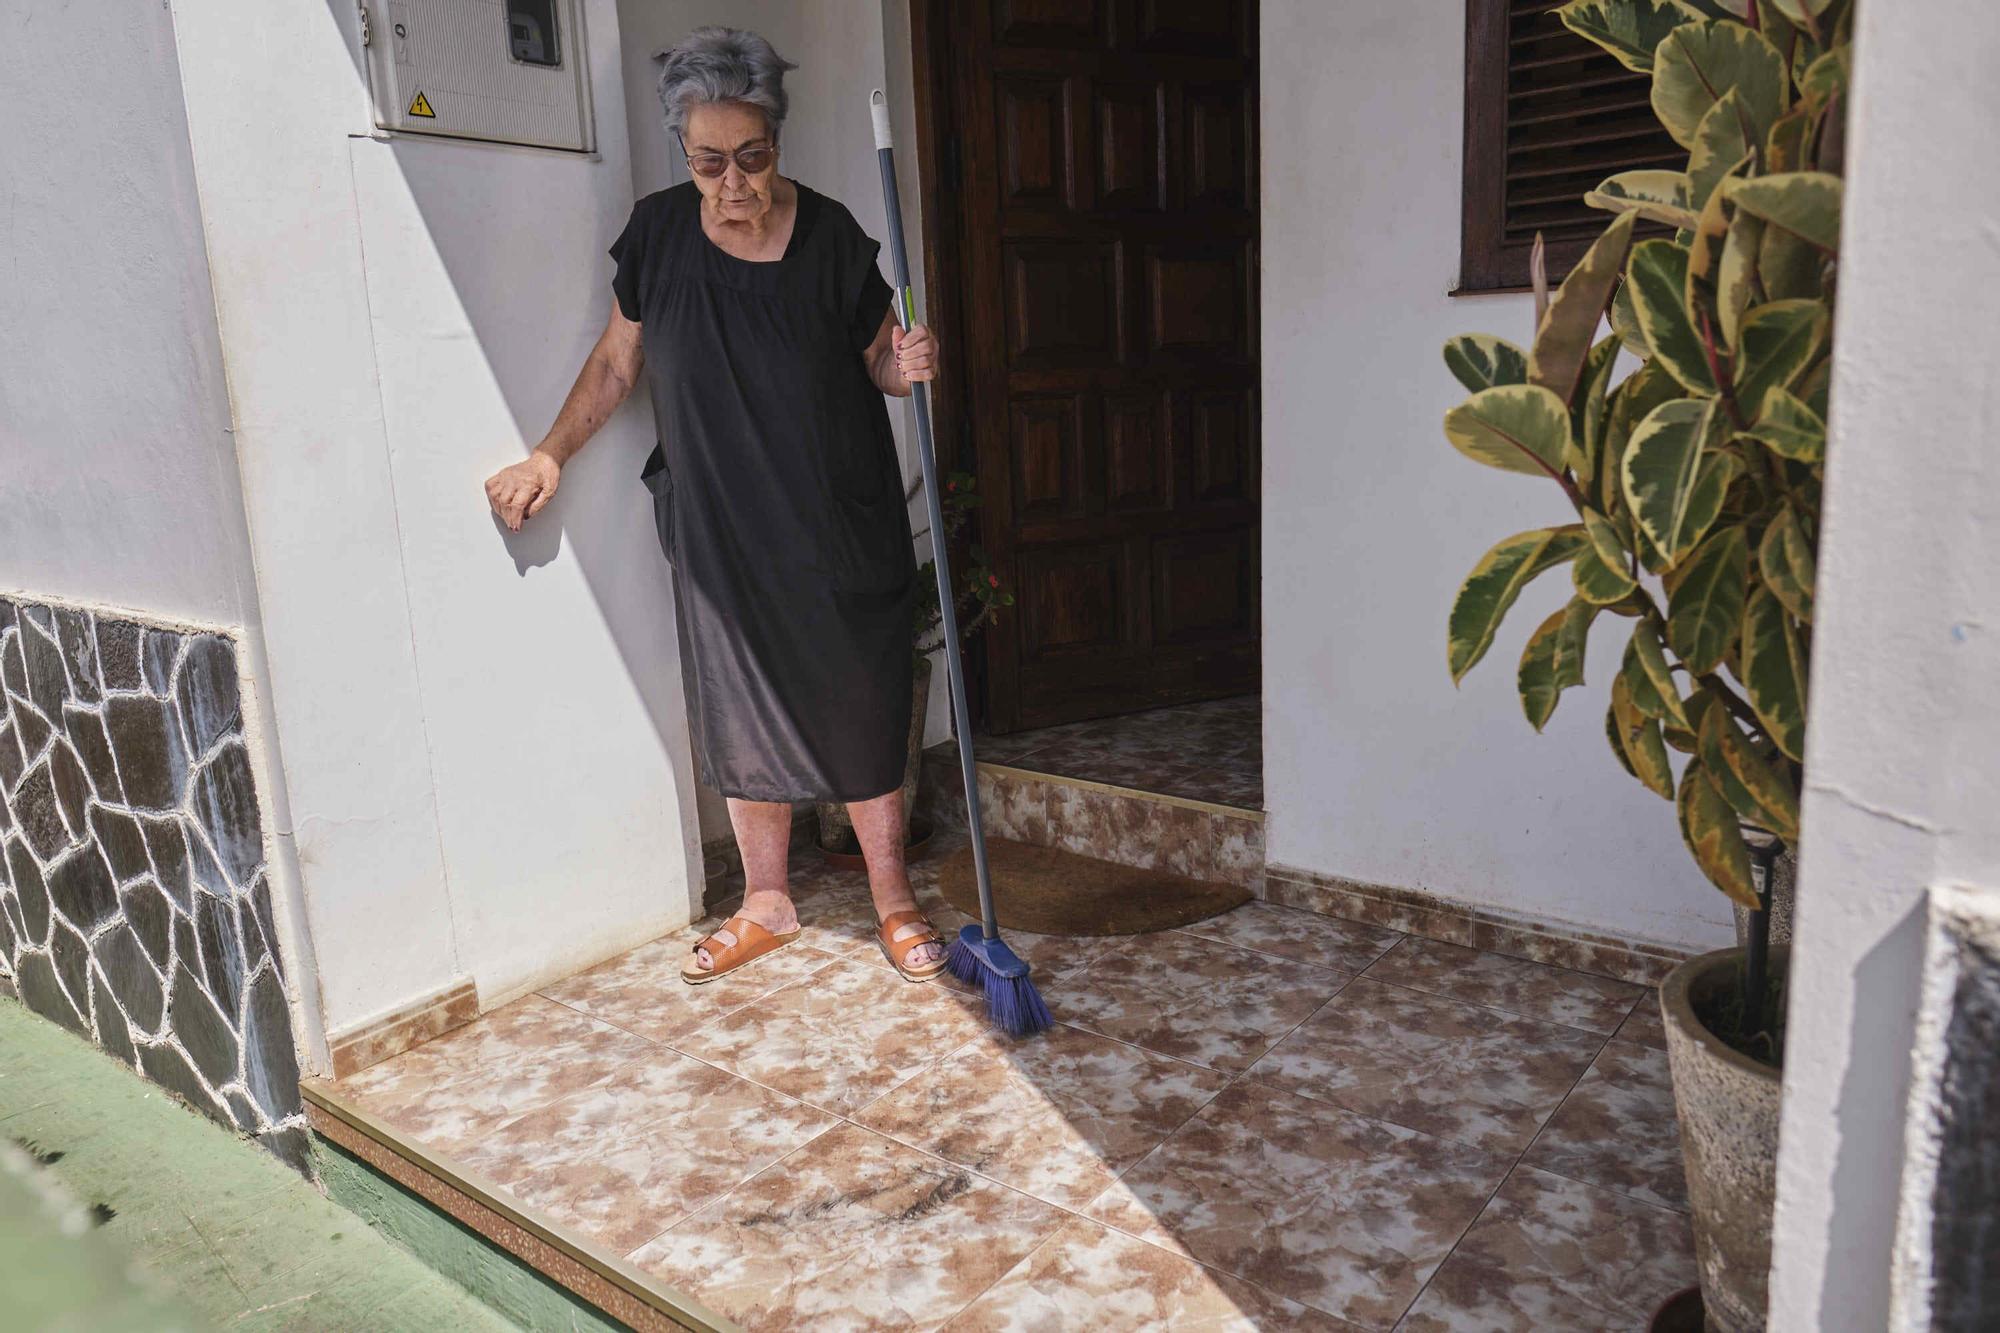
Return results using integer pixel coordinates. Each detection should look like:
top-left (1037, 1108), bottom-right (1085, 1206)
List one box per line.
top-left (3, 0), bottom-right (327, 1066)
top-left (170, 0), bottom-right (704, 1034)
top-left (0, 3), bottom-right (255, 627)
top-left (1767, 3), bottom-right (2000, 1325)
top-left (1258, 1), bottom-right (1732, 951)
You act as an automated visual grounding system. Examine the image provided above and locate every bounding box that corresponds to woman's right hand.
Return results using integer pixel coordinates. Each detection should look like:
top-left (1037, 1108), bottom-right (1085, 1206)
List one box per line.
top-left (484, 451), bottom-right (561, 532)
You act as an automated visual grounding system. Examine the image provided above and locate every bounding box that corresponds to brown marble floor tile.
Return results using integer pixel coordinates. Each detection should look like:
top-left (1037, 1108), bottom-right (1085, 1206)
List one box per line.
top-left (945, 1217), bottom-right (1356, 1332)
top-left (1613, 990), bottom-right (1668, 1050)
top-left (457, 1049), bottom-right (835, 1254)
top-left (332, 994), bottom-right (656, 1156)
top-left (856, 1022), bottom-right (1229, 1209)
top-left (670, 956), bottom-right (990, 1115)
top-left (1363, 937), bottom-right (1642, 1034)
top-left (1055, 930), bottom-right (1348, 1072)
top-left (629, 1122), bottom-right (1065, 1332)
top-left (1244, 978), bottom-right (1601, 1155)
top-left (1179, 901), bottom-right (1402, 973)
top-left (538, 928), bottom-right (841, 1045)
top-left (1398, 1166), bottom-right (1695, 1332)
top-left (1521, 1039), bottom-right (1687, 1211)
top-left (1087, 1081), bottom-right (1509, 1328)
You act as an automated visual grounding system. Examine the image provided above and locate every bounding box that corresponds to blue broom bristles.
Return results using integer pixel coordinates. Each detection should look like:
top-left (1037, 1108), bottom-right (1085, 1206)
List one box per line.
top-left (945, 927), bottom-right (1052, 1038)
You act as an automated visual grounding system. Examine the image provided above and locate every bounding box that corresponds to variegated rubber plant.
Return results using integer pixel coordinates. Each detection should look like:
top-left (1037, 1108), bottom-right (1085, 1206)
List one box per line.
top-left (1443, 0), bottom-right (1849, 911)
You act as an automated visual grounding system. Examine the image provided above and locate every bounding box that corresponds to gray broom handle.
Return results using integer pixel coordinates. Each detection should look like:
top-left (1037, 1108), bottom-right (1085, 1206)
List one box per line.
top-left (873, 92), bottom-right (998, 941)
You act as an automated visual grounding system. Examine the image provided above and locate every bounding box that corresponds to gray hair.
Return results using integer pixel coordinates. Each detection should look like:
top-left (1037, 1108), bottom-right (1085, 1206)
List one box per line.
top-left (654, 27), bottom-right (798, 141)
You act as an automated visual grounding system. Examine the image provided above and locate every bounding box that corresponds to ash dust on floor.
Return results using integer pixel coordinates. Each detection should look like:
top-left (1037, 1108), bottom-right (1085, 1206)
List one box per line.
top-left (332, 828), bottom-right (1694, 1331)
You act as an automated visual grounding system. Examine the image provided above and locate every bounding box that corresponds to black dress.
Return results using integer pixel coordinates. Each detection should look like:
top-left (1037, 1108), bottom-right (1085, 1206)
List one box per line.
top-left (610, 180), bottom-right (917, 802)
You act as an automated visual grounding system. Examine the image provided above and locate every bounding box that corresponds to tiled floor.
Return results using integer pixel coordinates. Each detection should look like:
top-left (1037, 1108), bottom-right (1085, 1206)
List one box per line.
top-left (329, 831), bottom-right (1693, 1331)
top-left (975, 696), bottom-right (1261, 810)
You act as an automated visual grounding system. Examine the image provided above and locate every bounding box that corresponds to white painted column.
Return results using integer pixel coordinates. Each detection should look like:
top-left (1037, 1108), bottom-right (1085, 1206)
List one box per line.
top-left (1766, 1), bottom-right (2000, 1325)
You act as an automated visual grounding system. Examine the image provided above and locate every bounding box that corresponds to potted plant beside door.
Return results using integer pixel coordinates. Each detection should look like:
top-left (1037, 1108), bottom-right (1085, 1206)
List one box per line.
top-left (1440, 2), bottom-right (1849, 1327)
top-left (816, 468), bottom-right (1012, 860)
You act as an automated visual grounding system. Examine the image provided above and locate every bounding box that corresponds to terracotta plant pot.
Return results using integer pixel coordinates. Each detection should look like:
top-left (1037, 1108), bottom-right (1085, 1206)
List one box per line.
top-left (1661, 947), bottom-right (1788, 1332)
top-left (815, 655), bottom-right (934, 855)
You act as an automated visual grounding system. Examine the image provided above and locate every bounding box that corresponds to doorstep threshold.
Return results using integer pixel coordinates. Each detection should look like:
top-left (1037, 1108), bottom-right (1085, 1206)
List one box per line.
top-left (975, 759), bottom-right (1265, 822)
top-left (302, 1079), bottom-right (739, 1333)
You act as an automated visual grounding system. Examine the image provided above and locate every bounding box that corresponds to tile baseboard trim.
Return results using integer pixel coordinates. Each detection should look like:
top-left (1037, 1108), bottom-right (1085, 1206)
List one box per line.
top-left (303, 1089), bottom-right (736, 1332)
top-left (1262, 864), bottom-right (1695, 987)
top-left (327, 978), bottom-right (480, 1080)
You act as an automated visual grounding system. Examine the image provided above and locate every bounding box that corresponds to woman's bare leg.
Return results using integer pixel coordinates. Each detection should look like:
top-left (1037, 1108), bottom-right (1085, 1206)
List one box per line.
top-left (691, 796), bottom-right (800, 972)
top-left (849, 788), bottom-right (945, 969)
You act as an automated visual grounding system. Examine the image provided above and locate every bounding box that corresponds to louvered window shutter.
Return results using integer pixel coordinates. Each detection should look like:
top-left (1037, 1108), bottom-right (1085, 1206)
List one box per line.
top-left (1458, 0), bottom-right (1684, 293)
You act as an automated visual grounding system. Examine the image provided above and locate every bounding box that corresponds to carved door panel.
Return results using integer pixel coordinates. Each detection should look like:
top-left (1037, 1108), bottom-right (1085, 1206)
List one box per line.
top-left (953, 0), bottom-right (1260, 731)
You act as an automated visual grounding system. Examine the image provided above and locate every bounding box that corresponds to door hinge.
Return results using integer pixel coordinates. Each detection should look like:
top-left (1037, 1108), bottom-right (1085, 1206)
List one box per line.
top-left (358, 3), bottom-right (372, 46)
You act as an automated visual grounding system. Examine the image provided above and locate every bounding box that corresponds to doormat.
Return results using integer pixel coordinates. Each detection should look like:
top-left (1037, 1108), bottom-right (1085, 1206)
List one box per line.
top-left (938, 839), bottom-right (1250, 937)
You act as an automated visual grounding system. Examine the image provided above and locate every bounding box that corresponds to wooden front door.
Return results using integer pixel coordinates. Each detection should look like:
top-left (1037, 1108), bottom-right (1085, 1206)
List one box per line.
top-left (942, 0), bottom-right (1260, 733)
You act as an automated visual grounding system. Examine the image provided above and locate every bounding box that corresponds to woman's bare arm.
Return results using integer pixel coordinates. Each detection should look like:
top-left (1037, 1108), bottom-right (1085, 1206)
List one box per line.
top-left (483, 303), bottom-right (646, 530)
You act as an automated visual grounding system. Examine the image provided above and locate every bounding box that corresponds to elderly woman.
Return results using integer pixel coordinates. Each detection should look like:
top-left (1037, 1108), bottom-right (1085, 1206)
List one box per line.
top-left (482, 27), bottom-right (949, 984)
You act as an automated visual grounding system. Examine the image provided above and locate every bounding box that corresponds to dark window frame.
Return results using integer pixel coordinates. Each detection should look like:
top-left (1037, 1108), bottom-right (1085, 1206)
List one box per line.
top-left (1457, 0), bottom-right (1681, 294)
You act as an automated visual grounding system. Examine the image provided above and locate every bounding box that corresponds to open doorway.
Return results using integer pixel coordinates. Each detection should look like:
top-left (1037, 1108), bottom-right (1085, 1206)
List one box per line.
top-left (911, 0), bottom-right (1261, 803)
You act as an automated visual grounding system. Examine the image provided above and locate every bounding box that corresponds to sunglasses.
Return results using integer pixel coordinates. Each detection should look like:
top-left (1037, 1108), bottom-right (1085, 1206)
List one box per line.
top-left (678, 135), bottom-right (777, 178)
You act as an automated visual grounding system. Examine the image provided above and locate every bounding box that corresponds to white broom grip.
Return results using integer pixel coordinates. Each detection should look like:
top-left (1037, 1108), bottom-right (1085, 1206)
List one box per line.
top-left (870, 90), bottom-right (893, 150)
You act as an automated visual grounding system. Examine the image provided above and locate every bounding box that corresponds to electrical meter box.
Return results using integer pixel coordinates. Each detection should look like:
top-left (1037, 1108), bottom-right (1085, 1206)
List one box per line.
top-left (361, 0), bottom-right (596, 152)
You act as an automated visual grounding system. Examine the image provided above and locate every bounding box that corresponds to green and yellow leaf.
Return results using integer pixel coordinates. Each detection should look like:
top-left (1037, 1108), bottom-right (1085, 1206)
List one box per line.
top-left (1585, 170), bottom-right (1700, 230)
top-left (1623, 397), bottom-right (1726, 561)
top-left (1698, 698), bottom-right (1802, 843)
top-left (1532, 213), bottom-right (1639, 409)
top-left (1444, 334), bottom-right (1530, 393)
top-left (1678, 759), bottom-right (1760, 907)
top-left (1574, 546), bottom-right (1639, 604)
top-left (1734, 299), bottom-right (1828, 419)
top-left (1443, 384), bottom-right (1574, 478)
top-left (1716, 207), bottom-right (1765, 349)
top-left (1611, 279), bottom-right (1651, 358)
top-left (1764, 106), bottom-right (1812, 173)
top-left (1627, 240), bottom-right (1717, 394)
top-left (1607, 702), bottom-right (1641, 779)
top-left (1612, 673), bottom-right (1677, 799)
top-left (1742, 386), bottom-right (1826, 462)
top-left (1731, 171), bottom-right (1843, 253)
top-left (1667, 523), bottom-right (1749, 673)
top-left (1686, 157), bottom-right (1750, 349)
top-left (1687, 91), bottom-right (1755, 211)
top-left (1798, 45), bottom-right (1850, 110)
top-left (1571, 337), bottom-right (1625, 485)
top-left (1628, 619), bottom-right (1690, 727)
top-left (1448, 526), bottom-right (1590, 683)
top-left (1767, 0), bottom-right (1837, 31)
top-left (1760, 508), bottom-right (1816, 623)
top-left (1741, 585), bottom-right (1809, 760)
top-left (1601, 364), bottom-right (1685, 518)
top-left (1519, 599), bottom-right (1597, 731)
top-left (1557, 0), bottom-right (1706, 72)
top-left (1651, 21), bottom-right (1788, 151)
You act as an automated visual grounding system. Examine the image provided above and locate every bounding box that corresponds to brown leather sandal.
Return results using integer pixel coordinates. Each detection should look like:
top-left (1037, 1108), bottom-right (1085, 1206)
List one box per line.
top-left (681, 915), bottom-right (802, 985)
top-left (877, 909), bottom-right (948, 983)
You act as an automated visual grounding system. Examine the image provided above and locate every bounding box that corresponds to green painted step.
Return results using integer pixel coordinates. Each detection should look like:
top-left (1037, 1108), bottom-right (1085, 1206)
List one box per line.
top-left (0, 998), bottom-right (527, 1332)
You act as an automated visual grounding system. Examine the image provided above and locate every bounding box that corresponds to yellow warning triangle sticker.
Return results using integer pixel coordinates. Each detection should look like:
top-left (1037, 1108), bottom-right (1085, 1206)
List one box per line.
top-left (408, 91), bottom-right (436, 118)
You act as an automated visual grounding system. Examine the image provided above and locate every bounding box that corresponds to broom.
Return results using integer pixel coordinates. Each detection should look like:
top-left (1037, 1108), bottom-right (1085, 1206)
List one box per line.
top-left (871, 90), bottom-right (1051, 1038)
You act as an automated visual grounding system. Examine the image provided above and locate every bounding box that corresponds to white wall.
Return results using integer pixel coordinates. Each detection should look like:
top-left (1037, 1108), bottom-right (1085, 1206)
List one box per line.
top-left (170, 0), bottom-right (704, 1036)
top-left (1767, 2), bottom-right (2000, 1325)
top-left (1259, 1), bottom-right (1732, 952)
top-left (3, 0), bottom-right (326, 1066)
top-left (615, 1), bottom-right (942, 847)
top-left (0, 3), bottom-right (254, 628)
